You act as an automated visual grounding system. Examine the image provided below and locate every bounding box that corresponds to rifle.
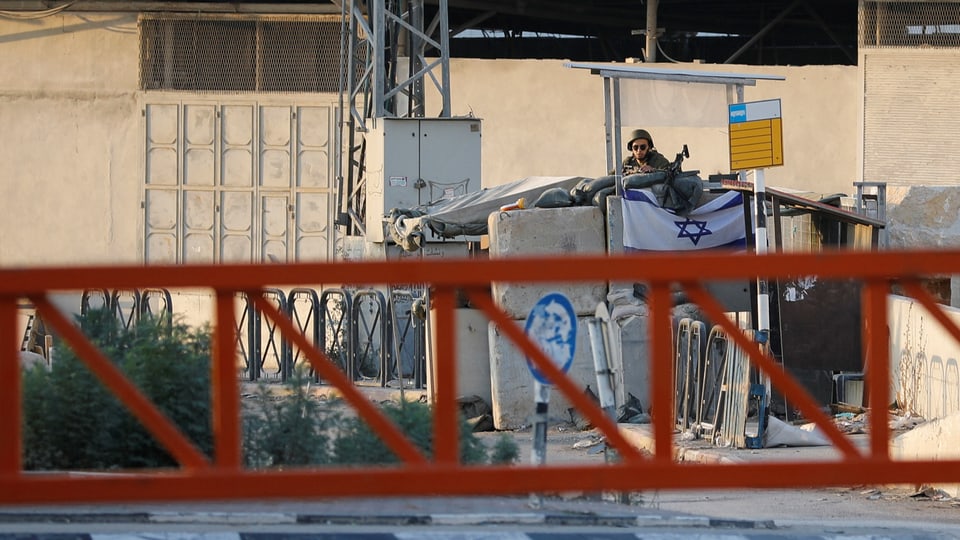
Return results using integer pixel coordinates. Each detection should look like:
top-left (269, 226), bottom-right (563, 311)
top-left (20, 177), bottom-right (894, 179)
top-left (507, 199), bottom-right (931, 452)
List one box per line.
top-left (667, 144), bottom-right (690, 176)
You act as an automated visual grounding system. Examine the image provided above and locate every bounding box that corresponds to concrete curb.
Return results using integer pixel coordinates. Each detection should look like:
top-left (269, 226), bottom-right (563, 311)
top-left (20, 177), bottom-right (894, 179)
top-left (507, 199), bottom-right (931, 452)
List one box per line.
top-left (150, 512), bottom-right (298, 524)
top-left (618, 424), bottom-right (745, 465)
top-left (0, 510), bottom-right (775, 530)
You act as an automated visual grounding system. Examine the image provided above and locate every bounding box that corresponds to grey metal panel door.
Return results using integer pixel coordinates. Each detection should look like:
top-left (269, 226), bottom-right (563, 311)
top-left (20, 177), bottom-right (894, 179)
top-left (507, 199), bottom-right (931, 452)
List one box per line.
top-left (220, 104), bottom-right (257, 263)
top-left (143, 103), bottom-right (181, 263)
top-left (182, 103), bottom-right (219, 264)
top-left (143, 100), bottom-right (334, 264)
top-left (295, 105), bottom-right (332, 261)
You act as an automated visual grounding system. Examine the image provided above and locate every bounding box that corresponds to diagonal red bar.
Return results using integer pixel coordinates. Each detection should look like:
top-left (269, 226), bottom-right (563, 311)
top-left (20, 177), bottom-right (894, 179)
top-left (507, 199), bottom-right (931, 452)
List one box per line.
top-left (249, 292), bottom-right (428, 465)
top-left (467, 290), bottom-right (645, 463)
top-left (683, 282), bottom-right (862, 459)
top-left (32, 295), bottom-right (210, 469)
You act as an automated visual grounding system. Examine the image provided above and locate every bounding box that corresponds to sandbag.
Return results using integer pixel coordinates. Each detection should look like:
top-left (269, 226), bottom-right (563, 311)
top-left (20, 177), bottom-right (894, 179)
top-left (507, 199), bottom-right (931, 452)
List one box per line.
top-left (623, 170), bottom-right (669, 190)
top-left (533, 187), bottom-right (575, 208)
top-left (653, 171), bottom-right (704, 215)
top-left (570, 176), bottom-right (615, 206)
top-left (591, 185), bottom-right (618, 213)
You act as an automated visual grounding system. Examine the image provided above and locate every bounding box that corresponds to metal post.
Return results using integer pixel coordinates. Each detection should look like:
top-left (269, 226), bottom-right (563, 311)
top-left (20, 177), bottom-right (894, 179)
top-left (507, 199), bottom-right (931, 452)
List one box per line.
top-left (645, 0), bottom-right (658, 62)
top-left (529, 380), bottom-right (550, 508)
top-left (747, 168), bottom-right (771, 449)
top-left (753, 168), bottom-right (770, 399)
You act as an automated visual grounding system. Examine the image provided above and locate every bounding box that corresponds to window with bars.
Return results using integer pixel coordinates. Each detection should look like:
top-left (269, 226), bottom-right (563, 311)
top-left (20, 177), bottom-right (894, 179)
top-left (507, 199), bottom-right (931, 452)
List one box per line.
top-left (139, 14), bottom-right (348, 92)
top-left (860, 1), bottom-right (960, 48)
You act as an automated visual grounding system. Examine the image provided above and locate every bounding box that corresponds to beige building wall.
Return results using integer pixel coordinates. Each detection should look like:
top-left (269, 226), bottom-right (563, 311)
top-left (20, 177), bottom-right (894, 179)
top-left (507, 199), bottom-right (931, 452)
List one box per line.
top-left (0, 13), bottom-right (141, 267)
top-left (0, 13), bottom-right (860, 271)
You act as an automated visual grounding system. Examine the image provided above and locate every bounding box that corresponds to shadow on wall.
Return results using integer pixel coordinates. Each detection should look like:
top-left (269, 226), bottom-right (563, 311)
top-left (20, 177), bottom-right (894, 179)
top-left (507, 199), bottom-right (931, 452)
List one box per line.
top-left (891, 294), bottom-right (960, 420)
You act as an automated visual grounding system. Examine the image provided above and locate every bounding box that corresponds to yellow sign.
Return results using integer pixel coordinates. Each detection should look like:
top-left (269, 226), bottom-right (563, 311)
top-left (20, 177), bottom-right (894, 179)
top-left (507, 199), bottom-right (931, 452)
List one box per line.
top-left (728, 99), bottom-right (783, 171)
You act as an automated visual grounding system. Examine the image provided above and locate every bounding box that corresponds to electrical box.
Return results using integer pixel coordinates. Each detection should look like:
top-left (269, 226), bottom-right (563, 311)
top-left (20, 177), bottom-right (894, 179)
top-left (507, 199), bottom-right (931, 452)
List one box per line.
top-left (365, 117), bottom-right (482, 243)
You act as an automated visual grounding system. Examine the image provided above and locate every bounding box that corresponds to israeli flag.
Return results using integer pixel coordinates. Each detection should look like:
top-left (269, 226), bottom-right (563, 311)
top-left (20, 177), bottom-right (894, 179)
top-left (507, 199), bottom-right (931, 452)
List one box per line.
top-left (622, 189), bottom-right (746, 252)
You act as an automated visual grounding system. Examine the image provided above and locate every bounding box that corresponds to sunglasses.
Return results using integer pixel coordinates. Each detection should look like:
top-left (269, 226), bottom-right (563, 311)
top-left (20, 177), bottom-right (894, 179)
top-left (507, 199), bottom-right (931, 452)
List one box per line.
top-left (631, 144), bottom-right (648, 151)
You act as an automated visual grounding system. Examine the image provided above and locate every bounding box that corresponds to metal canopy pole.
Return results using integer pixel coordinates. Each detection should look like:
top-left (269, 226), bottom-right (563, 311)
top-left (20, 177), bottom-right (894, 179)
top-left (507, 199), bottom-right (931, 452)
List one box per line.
top-left (612, 78), bottom-right (623, 196)
top-left (603, 76), bottom-right (614, 176)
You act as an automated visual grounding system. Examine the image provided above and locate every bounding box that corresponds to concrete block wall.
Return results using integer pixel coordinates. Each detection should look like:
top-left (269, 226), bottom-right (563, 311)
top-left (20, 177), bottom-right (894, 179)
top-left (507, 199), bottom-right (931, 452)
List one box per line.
top-left (484, 201), bottom-right (706, 427)
top-left (889, 294), bottom-right (960, 420)
top-left (488, 316), bottom-right (601, 430)
top-left (615, 311), bottom-right (653, 414)
top-left (487, 206), bottom-right (608, 318)
top-left (485, 205), bottom-right (612, 429)
top-left (426, 308), bottom-right (493, 407)
top-left (891, 412), bottom-right (960, 496)
top-left (486, 301), bottom-right (657, 430)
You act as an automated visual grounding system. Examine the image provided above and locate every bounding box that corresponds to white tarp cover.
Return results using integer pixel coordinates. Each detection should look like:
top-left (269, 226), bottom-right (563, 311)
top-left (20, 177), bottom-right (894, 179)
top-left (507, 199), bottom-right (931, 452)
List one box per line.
top-left (387, 176), bottom-right (587, 251)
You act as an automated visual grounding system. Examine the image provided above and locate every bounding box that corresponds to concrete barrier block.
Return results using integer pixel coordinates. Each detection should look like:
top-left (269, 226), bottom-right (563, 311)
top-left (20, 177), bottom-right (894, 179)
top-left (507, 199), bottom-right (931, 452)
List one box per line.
top-left (616, 312), bottom-right (652, 413)
top-left (605, 196), bottom-right (631, 292)
top-left (607, 304), bottom-right (716, 417)
top-left (488, 316), bottom-right (601, 431)
top-left (426, 308), bottom-right (492, 408)
top-left (488, 206), bottom-right (607, 318)
top-left (891, 411), bottom-right (960, 496)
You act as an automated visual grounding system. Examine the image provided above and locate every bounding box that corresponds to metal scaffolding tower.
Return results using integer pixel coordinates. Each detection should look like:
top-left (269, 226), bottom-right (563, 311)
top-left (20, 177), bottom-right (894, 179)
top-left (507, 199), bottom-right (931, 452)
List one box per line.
top-left (335, 0), bottom-right (452, 236)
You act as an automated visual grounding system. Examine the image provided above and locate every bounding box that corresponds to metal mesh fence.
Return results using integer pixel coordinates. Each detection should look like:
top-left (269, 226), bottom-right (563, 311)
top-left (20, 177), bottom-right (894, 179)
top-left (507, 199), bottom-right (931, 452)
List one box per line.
top-left (860, 1), bottom-right (960, 48)
top-left (139, 14), bottom-right (358, 93)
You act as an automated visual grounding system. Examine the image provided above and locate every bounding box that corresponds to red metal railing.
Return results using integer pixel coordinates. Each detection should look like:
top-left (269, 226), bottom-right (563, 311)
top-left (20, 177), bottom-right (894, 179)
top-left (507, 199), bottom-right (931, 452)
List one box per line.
top-left (2, 249), bottom-right (960, 504)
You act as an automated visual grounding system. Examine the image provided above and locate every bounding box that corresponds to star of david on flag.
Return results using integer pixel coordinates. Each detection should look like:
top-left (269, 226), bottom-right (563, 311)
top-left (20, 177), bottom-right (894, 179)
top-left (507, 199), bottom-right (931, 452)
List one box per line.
top-left (621, 189), bottom-right (746, 252)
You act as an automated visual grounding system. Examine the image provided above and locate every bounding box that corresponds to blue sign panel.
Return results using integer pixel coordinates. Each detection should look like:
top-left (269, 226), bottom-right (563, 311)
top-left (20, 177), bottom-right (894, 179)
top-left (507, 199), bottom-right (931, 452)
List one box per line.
top-left (728, 103), bottom-right (747, 124)
top-left (523, 292), bottom-right (577, 385)
top-left (728, 99), bottom-right (781, 124)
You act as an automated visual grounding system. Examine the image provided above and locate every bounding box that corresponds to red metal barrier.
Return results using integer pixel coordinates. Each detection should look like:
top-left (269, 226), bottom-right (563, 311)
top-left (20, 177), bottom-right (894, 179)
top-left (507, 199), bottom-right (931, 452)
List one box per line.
top-left (2, 249), bottom-right (960, 505)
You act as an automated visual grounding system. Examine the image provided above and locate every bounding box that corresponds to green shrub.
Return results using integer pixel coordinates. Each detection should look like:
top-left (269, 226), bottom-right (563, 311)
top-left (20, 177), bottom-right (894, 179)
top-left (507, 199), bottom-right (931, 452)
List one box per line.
top-left (23, 309), bottom-right (516, 470)
top-left (489, 433), bottom-right (520, 465)
top-left (22, 309), bottom-right (213, 470)
top-left (331, 399), bottom-right (488, 465)
top-left (242, 370), bottom-right (337, 468)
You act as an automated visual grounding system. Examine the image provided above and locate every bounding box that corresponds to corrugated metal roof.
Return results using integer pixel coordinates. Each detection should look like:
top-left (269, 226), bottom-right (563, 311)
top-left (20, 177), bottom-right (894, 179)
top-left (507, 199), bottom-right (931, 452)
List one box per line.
top-left (1, 0), bottom-right (857, 65)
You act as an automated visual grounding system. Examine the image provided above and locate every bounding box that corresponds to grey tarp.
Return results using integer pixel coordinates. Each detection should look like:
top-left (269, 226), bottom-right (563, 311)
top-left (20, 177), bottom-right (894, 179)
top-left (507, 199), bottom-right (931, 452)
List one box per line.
top-left (386, 176), bottom-right (588, 252)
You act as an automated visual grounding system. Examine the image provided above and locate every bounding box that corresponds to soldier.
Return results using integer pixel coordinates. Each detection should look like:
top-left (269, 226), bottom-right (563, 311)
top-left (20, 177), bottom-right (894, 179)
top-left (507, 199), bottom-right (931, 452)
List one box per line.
top-left (620, 128), bottom-right (670, 175)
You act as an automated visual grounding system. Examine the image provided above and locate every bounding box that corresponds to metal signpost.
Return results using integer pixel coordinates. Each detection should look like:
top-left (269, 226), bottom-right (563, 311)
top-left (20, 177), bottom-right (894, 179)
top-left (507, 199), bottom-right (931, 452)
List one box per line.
top-left (728, 98), bottom-right (784, 449)
top-left (523, 292), bottom-right (577, 506)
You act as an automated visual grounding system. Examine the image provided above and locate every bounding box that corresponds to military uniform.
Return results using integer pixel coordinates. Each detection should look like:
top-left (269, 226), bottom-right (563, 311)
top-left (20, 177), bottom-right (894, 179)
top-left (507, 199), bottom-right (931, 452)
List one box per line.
top-left (620, 149), bottom-right (670, 175)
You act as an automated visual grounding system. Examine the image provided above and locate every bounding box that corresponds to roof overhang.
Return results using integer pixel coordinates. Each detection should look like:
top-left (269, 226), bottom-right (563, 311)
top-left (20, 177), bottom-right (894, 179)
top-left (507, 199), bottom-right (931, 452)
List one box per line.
top-left (565, 62), bottom-right (786, 86)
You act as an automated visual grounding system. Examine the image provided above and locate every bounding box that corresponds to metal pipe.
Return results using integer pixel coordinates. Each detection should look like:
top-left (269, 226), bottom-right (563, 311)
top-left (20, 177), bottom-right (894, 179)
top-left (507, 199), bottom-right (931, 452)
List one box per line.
top-left (645, 0), bottom-right (658, 62)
